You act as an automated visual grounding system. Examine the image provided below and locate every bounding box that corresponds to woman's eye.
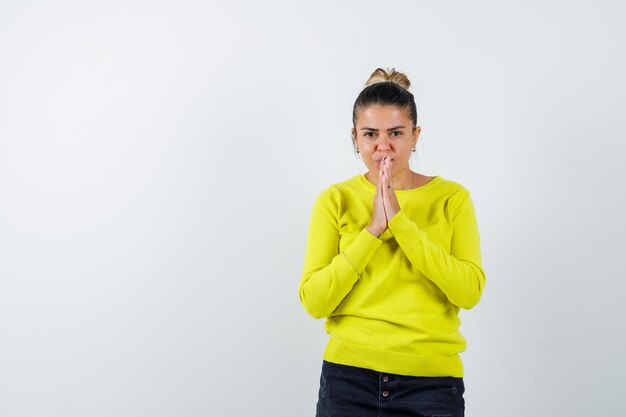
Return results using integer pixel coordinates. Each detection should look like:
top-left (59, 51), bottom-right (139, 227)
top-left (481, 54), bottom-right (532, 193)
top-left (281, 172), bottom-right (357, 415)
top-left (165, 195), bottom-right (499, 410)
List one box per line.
top-left (390, 131), bottom-right (403, 137)
top-left (364, 132), bottom-right (376, 138)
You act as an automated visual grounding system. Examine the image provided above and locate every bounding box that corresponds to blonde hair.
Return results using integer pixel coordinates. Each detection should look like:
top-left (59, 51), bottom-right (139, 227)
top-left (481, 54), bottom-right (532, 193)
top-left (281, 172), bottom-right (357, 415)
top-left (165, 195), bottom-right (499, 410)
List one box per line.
top-left (364, 67), bottom-right (411, 90)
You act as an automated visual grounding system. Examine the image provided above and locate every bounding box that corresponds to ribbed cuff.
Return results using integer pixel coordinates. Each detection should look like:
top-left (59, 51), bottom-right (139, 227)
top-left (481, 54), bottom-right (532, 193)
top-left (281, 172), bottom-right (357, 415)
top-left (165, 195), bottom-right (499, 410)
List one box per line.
top-left (342, 228), bottom-right (383, 275)
top-left (388, 209), bottom-right (428, 248)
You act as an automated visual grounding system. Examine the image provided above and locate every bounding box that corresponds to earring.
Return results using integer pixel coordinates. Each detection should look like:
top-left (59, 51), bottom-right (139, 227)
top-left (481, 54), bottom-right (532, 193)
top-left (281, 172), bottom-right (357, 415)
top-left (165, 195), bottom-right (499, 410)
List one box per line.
top-left (356, 148), bottom-right (360, 154)
top-left (412, 147), bottom-right (416, 153)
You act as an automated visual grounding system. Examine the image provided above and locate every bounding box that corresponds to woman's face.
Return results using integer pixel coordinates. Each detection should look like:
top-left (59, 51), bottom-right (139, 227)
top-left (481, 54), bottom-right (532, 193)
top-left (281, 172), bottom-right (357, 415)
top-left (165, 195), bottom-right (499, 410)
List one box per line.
top-left (352, 105), bottom-right (420, 176)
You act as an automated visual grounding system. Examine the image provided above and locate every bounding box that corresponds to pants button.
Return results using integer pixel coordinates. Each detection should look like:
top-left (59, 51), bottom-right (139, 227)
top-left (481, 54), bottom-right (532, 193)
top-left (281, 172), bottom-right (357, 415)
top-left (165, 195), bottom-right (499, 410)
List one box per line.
top-left (382, 390), bottom-right (389, 397)
top-left (382, 375), bottom-right (389, 382)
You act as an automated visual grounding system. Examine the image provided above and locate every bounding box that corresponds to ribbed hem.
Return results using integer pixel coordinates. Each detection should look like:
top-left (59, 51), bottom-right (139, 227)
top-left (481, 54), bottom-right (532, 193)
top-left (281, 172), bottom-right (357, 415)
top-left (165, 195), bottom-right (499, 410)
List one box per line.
top-left (323, 337), bottom-right (464, 378)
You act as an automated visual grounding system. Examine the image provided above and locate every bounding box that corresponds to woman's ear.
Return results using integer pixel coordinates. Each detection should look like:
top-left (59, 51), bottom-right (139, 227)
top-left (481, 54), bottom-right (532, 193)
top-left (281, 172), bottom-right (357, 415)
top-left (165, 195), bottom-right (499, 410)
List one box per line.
top-left (413, 126), bottom-right (421, 147)
top-left (351, 128), bottom-right (360, 154)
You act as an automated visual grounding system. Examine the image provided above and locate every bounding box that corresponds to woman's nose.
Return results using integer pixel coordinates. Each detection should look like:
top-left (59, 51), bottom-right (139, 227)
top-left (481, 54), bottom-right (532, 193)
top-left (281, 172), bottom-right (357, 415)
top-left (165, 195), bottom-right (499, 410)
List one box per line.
top-left (376, 137), bottom-right (391, 150)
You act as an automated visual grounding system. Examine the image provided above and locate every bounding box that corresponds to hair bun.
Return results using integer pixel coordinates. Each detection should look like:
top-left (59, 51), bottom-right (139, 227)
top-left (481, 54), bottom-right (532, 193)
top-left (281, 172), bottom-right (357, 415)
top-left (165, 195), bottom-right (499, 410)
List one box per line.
top-left (365, 67), bottom-right (411, 90)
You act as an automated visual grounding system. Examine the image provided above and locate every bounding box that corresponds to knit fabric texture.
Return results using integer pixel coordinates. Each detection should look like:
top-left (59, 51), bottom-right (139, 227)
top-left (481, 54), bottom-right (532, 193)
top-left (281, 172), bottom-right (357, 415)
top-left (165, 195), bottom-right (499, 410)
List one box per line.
top-left (299, 174), bottom-right (486, 377)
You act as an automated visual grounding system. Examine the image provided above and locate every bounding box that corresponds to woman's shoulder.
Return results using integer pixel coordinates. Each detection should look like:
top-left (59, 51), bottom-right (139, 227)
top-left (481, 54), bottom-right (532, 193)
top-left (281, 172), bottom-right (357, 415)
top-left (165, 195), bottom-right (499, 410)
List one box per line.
top-left (432, 177), bottom-right (478, 215)
top-left (312, 175), bottom-right (368, 204)
top-left (434, 176), bottom-right (470, 194)
top-left (318, 174), bottom-right (367, 194)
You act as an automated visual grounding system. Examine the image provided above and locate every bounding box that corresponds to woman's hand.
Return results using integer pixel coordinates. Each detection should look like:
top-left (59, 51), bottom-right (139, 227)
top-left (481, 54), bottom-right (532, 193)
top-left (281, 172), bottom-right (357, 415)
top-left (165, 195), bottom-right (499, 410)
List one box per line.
top-left (366, 158), bottom-right (388, 237)
top-left (381, 157), bottom-right (400, 220)
top-left (367, 157), bottom-right (401, 237)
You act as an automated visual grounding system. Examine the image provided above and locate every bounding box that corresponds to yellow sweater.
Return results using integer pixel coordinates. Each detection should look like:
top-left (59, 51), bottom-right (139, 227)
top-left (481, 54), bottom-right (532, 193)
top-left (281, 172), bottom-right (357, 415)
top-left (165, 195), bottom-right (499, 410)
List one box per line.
top-left (299, 174), bottom-right (486, 377)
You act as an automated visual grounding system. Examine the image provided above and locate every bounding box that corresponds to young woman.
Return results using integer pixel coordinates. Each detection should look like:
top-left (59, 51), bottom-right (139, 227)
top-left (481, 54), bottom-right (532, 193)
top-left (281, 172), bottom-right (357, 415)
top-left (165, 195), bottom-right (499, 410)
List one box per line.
top-left (299, 68), bottom-right (486, 417)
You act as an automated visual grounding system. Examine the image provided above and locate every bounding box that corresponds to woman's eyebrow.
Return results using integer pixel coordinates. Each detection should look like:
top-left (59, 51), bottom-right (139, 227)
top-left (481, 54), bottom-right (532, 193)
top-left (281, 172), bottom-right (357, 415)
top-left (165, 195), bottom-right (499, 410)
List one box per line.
top-left (360, 125), bottom-right (406, 131)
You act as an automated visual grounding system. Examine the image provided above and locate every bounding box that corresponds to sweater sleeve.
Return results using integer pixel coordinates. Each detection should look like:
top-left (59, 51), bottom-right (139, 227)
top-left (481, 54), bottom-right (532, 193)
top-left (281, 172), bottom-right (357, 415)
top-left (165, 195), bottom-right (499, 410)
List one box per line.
top-left (299, 187), bottom-right (383, 319)
top-left (387, 189), bottom-right (486, 309)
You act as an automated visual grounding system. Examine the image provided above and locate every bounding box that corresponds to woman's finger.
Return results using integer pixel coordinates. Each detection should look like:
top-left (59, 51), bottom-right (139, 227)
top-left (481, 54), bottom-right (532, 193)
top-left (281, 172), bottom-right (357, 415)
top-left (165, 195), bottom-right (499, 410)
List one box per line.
top-left (367, 158), bottom-right (388, 237)
top-left (381, 158), bottom-right (391, 191)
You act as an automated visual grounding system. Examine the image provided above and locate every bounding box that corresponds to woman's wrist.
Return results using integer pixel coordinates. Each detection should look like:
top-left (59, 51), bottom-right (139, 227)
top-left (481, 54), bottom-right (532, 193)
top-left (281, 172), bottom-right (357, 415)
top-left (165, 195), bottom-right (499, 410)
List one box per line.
top-left (366, 224), bottom-right (385, 238)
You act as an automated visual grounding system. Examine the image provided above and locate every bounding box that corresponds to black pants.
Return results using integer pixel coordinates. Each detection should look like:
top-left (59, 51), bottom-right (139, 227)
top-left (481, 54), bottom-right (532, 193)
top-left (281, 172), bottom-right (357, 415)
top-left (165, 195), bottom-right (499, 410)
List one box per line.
top-left (316, 360), bottom-right (465, 417)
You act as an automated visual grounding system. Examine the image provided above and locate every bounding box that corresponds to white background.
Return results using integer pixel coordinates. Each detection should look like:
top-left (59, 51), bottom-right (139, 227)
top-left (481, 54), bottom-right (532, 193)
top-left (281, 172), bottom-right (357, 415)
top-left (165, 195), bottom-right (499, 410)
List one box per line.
top-left (1, 1), bottom-right (625, 416)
